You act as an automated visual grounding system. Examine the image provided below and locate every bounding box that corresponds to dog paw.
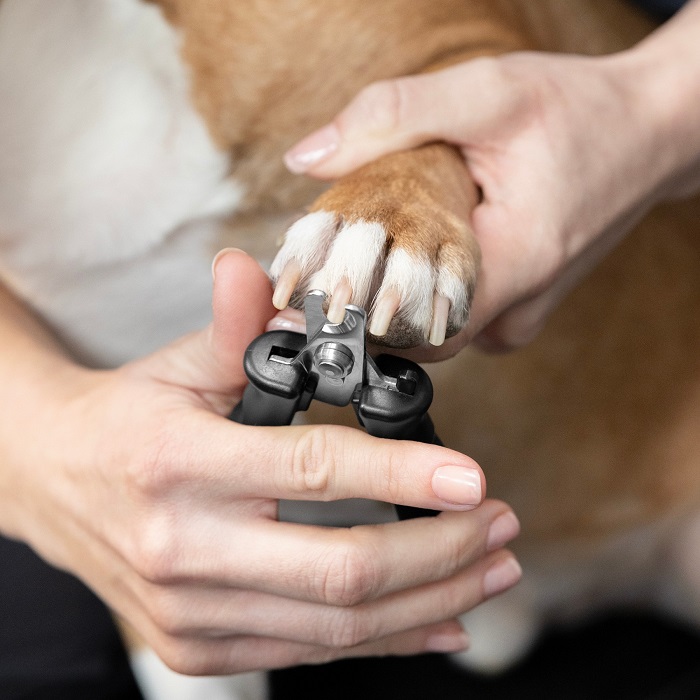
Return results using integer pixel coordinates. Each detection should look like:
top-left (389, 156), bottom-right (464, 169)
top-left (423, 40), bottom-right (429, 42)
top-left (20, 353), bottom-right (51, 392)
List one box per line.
top-left (270, 145), bottom-right (480, 348)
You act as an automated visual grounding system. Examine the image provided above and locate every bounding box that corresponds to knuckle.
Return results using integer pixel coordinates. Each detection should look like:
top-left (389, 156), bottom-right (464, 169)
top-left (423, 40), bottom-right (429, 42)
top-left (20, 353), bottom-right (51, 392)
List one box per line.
top-left (445, 532), bottom-right (475, 576)
top-left (314, 537), bottom-right (378, 607)
top-left (290, 427), bottom-right (333, 495)
top-left (438, 523), bottom-right (484, 580)
top-left (345, 78), bottom-right (404, 134)
top-left (469, 55), bottom-right (534, 117)
top-left (147, 590), bottom-right (189, 637)
top-left (325, 608), bottom-right (375, 649)
top-left (125, 416), bottom-right (182, 500)
top-left (481, 55), bottom-right (525, 94)
top-left (381, 448), bottom-right (408, 505)
top-left (130, 511), bottom-right (183, 584)
top-left (158, 639), bottom-right (210, 676)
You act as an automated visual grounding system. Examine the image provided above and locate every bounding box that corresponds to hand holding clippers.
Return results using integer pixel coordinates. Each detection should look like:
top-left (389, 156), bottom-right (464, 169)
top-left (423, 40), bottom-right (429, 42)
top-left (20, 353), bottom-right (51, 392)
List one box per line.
top-left (229, 290), bottom-right (440, 519)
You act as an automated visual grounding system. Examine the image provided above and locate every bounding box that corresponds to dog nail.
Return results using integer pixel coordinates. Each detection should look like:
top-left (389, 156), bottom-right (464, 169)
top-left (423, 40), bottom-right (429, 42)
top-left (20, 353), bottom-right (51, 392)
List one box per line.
top-left (429, 294), bottom-right (450, 346)
top-left (272, 261), bottom-right (301, 310)
top-left (369, 289), bottom-right (401, 337)
top-left (483, 556), bottom-right (522, 598)
top-left (284, 124), bottom-right (340, 173)
top-left (327, 279), bottom-right (353, 323)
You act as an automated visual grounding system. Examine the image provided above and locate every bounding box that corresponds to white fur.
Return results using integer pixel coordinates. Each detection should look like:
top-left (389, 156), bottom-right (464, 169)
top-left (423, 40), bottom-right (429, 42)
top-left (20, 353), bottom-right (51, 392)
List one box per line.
top-left (309, 219), bottom-right (386, 304)
top-left (0, 0), bottom-right (243, 366)
top-left (436, 268), bottom-right (469, 326)
top-left (269, 210), bottom-right (339, 279)
top-left (378, 248), bottom-right (434, 334)
top-left (272, 211), bottom-right (467, 336)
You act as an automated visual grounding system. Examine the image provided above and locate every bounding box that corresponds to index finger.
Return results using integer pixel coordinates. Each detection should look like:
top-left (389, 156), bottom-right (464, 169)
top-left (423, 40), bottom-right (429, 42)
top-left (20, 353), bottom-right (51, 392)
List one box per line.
top-left (283, 59), bottom-right (512, 179)
top-left (183, 413), bottom-right (485, 512)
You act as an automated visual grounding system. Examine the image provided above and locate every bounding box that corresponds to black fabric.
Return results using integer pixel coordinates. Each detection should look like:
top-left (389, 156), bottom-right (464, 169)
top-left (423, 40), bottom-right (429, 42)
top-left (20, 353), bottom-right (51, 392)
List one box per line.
top-left (628, 0), bottom-right (688, 19)
top-left (270, 611), bottom-right (700, 700)
top-left (0, 536), bottom-right (142, 700)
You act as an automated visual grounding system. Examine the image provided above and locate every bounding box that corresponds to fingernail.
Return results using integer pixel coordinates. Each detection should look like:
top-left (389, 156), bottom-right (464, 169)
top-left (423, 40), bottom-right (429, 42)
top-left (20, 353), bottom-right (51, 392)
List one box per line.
top-left (483, 556), bottom-right (522, 598)
top-left (432, 465), bottom-right (482, 507)
top-left (486, 511), bottom-right (521, 552)
top-left (284, 124), bottom-right (340, 173)
top-left (211, 248), bottom-right (243, 281)
top-left (425, 630), bottom-right (470, 654)
top-left (265, 317), bottom-right (306, 334)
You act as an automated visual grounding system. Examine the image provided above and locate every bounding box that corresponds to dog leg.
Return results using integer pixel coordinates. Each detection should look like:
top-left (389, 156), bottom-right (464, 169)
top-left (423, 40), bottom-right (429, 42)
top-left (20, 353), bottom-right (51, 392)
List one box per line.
top-left (271, 144), bottom-right (480, 348)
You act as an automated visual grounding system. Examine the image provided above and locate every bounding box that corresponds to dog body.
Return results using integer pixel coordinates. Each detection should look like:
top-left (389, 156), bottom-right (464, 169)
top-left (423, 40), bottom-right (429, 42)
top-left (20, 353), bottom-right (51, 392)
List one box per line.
top-left (1, 0), bottom-right (700, 694)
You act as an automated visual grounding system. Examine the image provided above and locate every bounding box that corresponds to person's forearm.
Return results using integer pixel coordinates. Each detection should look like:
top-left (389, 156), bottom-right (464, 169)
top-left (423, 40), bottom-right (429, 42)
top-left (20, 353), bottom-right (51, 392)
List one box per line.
top-left (0, 281), bottom-right (78, 372)
top-left (0, 280), bottom-right (89, 537)
top-left (621, 0), bottom-right (700, 200)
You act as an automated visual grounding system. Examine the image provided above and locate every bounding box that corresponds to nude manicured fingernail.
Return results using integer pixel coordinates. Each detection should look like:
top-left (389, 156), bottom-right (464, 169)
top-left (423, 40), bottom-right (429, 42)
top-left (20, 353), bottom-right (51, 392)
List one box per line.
top-left (486, 511), bottom-right (521, 552)
top-left (211, 248), bottom-right (243, 280)
top-left (284, 124), bottom-right (340, 173)
top-left (425, 630), bottom-right (470, 654)
top-left (266, 317), bottom-right (306, 334)
top-left (483, 557), bottom-right (522, 598)
top-left (432, 465), bottom-right (482, 507)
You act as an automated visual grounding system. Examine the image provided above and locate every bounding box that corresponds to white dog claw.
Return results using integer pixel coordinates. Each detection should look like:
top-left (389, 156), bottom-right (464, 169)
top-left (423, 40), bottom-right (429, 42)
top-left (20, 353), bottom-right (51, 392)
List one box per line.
top-left (429, 294), bottom-right (451, 346)
top-left (272, 260), bottom-right (301, 310)
top-left (327, 278), bottom-right (353, 323)
top-left (369, 288), bottom-right (402, 337)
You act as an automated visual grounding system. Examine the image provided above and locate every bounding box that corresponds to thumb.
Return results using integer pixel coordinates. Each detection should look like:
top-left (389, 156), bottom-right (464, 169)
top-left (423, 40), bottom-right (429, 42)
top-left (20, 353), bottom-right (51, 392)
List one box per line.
top-left (284, 60), bottom-right (500, 179)
top-left (139, 249), bottom-right (275, 394)
top-left (210, 248), bottom-right (276, 388)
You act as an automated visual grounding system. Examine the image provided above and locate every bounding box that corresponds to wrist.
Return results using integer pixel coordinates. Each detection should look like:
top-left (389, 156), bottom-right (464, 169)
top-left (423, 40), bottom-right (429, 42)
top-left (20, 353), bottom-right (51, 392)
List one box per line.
top-left (0, 337), bottom-right (99, 541)
top-left (612, 9), bottom-right (700, 202)
top-left (0, 367), bottom-right (94, 532)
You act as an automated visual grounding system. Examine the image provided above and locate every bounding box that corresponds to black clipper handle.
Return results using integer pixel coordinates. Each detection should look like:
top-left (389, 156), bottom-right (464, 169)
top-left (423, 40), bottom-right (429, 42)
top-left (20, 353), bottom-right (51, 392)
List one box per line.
top-left (229, 330), bottom-right (310, 427)
top-left (229, 332), bottom-right (440, 520)
top-left (355, 354), bottom-right (440, 520)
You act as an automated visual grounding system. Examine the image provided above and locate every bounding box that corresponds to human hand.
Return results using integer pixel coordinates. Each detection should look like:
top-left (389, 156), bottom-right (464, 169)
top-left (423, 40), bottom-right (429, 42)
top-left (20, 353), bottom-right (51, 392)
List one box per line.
top-left (281, 48), bottom-right (698, 355)
top-left (3, 249), bottom-right (520, 675)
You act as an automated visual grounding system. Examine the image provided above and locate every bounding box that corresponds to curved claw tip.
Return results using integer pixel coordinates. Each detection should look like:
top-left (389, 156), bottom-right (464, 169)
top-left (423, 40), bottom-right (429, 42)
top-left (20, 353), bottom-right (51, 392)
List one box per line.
top-left (272, 260), bottom-right (301, 310)
top-left (429, 295), bottom-right (450, 346)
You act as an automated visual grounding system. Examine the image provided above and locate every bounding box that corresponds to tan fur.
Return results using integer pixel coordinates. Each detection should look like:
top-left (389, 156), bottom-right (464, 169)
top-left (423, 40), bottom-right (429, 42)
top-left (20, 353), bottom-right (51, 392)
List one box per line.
top-left (144, 0), bottom-right (536, 213)
top-left (429, 196), bottom-right (700, 544)
top-left (309, 144), bottom-right (481, 339)
top-left (139, 0), bottom-right (699, 673)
